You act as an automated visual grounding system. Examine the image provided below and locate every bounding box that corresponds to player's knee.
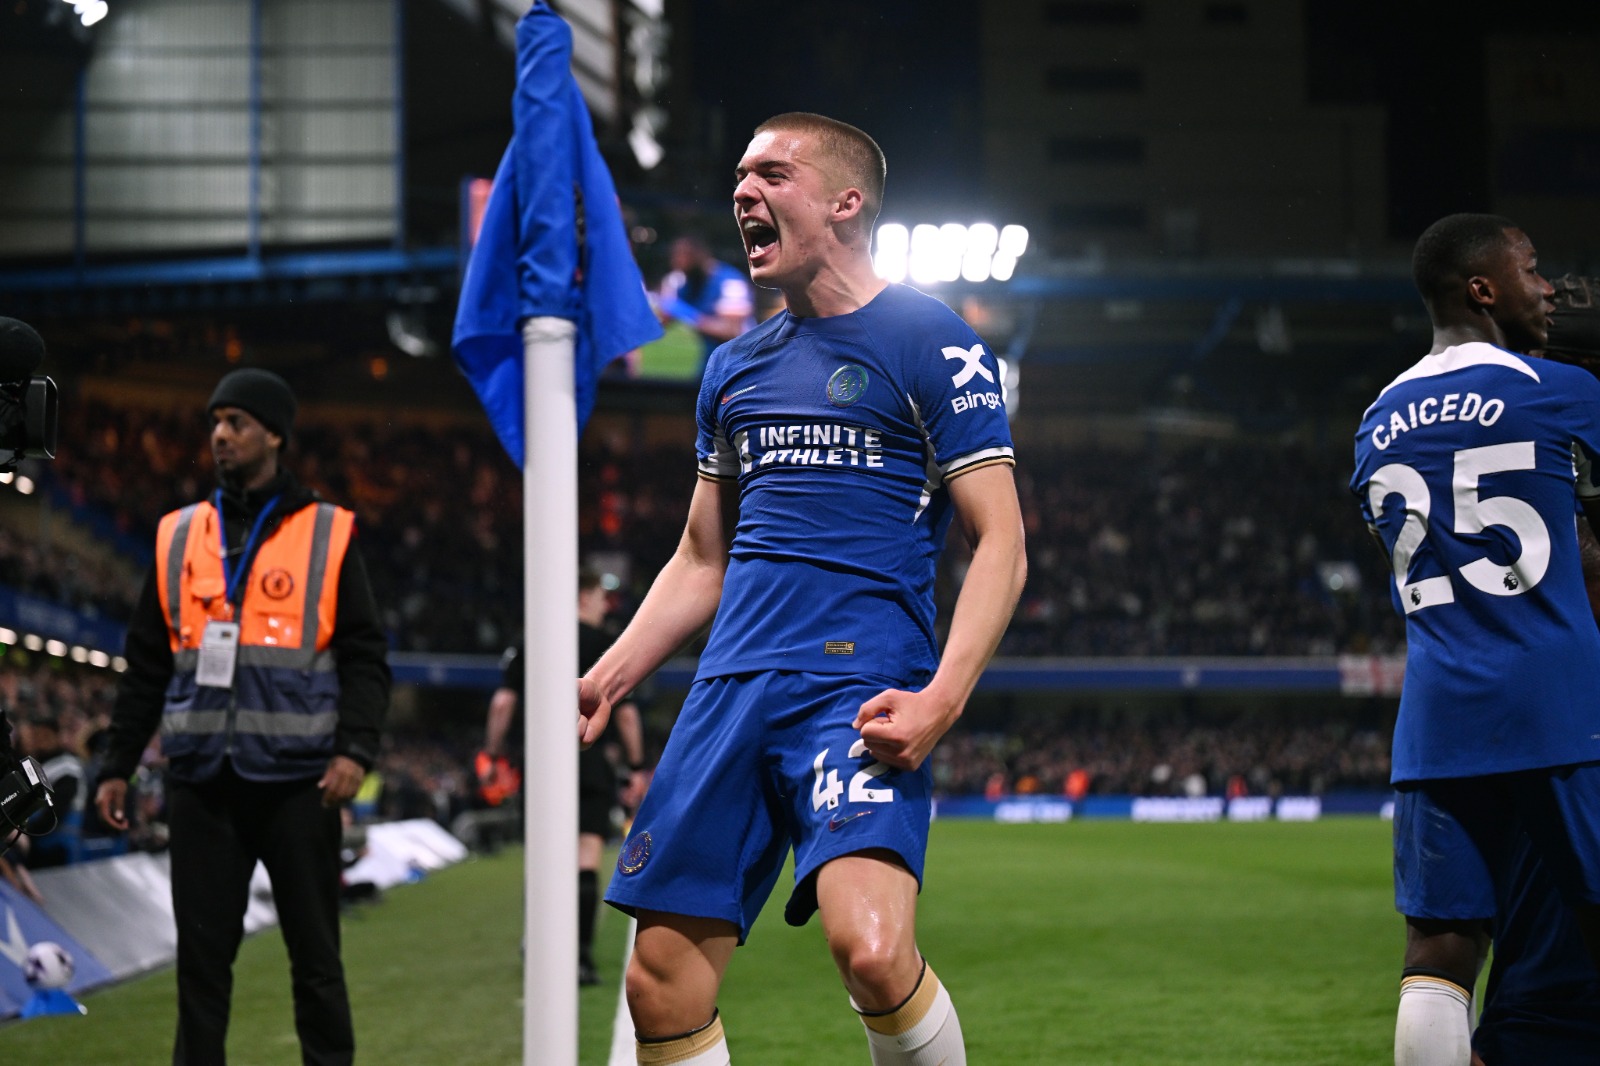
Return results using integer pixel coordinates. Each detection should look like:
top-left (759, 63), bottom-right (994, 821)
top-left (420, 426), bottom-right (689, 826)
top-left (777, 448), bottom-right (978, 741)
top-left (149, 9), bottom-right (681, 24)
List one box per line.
top-left (830, 934), bottom-right (915, 1004)
top-left (625, 952), bottom-right (705, 1036)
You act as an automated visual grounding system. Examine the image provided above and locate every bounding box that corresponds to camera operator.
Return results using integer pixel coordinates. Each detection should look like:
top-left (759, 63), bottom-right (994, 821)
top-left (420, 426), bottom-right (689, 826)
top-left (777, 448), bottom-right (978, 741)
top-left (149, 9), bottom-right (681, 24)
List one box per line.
top-left (0, 316), bottom-right (61, 864)
top-left (0, 316), bottom-right (57, 474)
top-left (14, 710), bottom-right (83, 867)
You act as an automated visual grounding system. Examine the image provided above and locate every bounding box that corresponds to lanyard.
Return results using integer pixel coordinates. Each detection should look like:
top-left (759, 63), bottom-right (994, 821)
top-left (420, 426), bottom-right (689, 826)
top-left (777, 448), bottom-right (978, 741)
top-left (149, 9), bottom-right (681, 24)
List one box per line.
top-left (214, 490), bottom-right (281, 607)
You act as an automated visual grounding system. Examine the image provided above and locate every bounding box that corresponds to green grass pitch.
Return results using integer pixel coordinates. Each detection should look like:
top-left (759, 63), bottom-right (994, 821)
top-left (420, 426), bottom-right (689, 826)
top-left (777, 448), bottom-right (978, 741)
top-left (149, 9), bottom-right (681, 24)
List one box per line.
top-left (2, 818), bottom-right (1399, 1064)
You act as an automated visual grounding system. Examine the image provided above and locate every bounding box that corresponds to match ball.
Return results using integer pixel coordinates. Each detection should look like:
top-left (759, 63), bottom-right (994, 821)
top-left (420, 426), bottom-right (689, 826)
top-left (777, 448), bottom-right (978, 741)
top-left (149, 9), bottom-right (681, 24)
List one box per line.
top-left (22, 941), bottom-right (74, 989)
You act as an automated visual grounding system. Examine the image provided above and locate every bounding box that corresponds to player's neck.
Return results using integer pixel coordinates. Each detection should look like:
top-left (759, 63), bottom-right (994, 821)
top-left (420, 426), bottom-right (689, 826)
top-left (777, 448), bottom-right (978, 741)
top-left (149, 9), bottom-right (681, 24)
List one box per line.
top-left (783, 258), bottom-right (887, 319)
top-left (1428, 312), bottom-right (1512, 355)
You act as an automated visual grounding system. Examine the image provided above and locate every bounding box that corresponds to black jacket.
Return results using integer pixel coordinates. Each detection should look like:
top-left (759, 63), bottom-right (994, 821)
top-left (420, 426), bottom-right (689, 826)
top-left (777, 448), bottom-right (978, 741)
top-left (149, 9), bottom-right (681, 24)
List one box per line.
top-left (99, 468), bottom-right (391, 784)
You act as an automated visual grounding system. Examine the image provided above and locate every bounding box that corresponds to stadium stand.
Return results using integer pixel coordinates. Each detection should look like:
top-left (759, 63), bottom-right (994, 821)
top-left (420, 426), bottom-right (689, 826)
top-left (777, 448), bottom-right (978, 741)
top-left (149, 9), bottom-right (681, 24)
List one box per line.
top-left (12, 385), bottom-right (1403, 658)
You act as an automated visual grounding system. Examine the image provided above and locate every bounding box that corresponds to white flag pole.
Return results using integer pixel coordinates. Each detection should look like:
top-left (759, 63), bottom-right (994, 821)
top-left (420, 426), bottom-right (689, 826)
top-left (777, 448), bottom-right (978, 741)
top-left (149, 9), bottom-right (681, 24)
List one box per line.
top-left (521, 315), bottom-right (580, 1066)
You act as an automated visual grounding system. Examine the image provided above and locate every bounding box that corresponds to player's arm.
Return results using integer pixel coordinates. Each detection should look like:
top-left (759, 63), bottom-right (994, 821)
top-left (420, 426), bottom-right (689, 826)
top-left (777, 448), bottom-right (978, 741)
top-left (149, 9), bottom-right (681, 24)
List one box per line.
top-left (1579, 498), bottom-right (1600, 622)
top-left (690, 310), bottom-right (747, 343)
top-left (854, 462), bottom-right (1026, 770)
top-left (484, 686), bottom-right (517, 755)
top-left (612, 698), bottom-right (648, 807)
top-left (578, 475), bottom-right (738, 742)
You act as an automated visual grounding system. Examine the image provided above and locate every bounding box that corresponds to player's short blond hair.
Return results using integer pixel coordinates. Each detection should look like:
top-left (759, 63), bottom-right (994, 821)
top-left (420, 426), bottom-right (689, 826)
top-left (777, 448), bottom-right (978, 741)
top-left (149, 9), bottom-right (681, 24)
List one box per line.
top-left (754, 112), bottom-right (886, 228)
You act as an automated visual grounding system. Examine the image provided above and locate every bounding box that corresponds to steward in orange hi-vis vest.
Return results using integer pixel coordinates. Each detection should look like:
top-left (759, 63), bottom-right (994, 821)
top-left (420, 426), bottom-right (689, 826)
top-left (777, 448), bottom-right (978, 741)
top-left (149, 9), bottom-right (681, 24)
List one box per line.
top-left (154, 496), bottom-right (356, 782)
top-left (95, 368), bottom-right (390, 1066)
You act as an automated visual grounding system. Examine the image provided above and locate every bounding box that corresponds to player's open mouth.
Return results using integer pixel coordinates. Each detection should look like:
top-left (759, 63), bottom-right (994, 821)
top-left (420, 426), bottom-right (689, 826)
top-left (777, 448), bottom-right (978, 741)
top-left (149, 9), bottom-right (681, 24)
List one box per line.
top-left (742, 219), bottom-right (778, 261)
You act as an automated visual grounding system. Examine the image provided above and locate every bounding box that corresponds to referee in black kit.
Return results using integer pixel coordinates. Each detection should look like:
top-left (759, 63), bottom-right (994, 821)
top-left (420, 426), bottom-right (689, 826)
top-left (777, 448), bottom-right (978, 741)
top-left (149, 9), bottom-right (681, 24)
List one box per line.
top-left (486, 568), bottom-right (646, 984)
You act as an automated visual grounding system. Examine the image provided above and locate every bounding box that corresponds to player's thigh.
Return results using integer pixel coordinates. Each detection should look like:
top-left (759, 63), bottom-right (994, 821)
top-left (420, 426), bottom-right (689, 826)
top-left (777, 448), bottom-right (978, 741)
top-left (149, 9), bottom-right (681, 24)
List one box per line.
top-left (1510, 760), bottom-right (1600, 906)
top-left (778, 672), bottom-right (934, 929)
top-left (627, 909), bottom-right (740, 1036)
top-left (1392, 779), bottom-right (1506, 922)
top-left (815, 849), bottom-right (920, 954)
top-left (605, 675), bottom-right (790, 936)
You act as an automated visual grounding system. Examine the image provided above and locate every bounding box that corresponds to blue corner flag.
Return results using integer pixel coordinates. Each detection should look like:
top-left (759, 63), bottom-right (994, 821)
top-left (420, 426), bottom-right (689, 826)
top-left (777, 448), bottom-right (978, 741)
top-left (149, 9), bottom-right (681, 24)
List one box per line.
top-left (451, 2), bottom-right (661, 466)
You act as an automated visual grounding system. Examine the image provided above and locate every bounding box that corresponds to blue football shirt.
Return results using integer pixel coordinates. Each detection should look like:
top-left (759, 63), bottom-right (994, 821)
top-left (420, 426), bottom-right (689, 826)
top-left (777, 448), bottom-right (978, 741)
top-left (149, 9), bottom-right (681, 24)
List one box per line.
top-left (1351, 342), bottom-right (1600, 781)
top-left (693, 283), bottom-right (1015, 682)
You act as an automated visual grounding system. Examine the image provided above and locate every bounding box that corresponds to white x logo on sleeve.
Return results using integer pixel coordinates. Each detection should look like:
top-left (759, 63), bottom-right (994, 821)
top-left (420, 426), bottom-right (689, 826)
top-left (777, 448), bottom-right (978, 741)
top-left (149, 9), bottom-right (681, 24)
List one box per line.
top-left (943, 344), bottom-right (995, 389)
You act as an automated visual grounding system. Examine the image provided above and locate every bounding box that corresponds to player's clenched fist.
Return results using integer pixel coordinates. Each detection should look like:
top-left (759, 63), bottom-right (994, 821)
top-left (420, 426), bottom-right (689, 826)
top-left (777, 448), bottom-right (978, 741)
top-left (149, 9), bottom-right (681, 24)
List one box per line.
top-left (852, 687), bottom-right (961, 772)
top-left (576, 676), bottom-right (612, 747)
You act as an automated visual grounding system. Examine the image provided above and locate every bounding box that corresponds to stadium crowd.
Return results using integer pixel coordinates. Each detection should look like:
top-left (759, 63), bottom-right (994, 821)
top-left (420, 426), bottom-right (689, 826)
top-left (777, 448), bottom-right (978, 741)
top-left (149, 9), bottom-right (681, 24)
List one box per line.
top-left (0, 383), bottom-right (1411, 872)
top-left (933, 712), bottom-right (1392, 799)
top-left (11, 391), bottom-right (1404, 658)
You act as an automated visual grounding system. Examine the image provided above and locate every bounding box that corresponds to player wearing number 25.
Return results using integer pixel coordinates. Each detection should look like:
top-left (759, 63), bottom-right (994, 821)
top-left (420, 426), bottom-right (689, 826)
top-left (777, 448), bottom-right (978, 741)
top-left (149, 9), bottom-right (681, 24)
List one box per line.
top-left (578, 113), bottom-right (1025, 1065)
top-left (1351, 214), bottom-right (1600, 1064)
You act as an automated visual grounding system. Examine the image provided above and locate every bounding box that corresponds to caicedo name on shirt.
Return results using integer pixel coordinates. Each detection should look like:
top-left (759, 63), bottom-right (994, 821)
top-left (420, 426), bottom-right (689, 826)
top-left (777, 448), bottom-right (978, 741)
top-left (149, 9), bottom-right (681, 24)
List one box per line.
top-left (1369, 390), bottom-right (1508, 451)
top-left (741, 423), bottom-right (884, 471)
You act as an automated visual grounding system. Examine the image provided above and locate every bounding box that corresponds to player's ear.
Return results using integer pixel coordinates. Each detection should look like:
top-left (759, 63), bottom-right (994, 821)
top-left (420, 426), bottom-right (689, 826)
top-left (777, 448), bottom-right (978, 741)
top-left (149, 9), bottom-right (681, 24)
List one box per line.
top-left (831, 186), bottom-right (865, 224)
top-left (1465, 273), bottom-right (1496, 313)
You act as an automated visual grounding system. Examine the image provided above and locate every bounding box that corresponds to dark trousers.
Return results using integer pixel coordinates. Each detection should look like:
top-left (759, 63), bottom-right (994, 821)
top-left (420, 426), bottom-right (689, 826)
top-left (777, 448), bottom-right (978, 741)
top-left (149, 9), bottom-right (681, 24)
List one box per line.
top-left (168, 768), bottom-right (352, 1066)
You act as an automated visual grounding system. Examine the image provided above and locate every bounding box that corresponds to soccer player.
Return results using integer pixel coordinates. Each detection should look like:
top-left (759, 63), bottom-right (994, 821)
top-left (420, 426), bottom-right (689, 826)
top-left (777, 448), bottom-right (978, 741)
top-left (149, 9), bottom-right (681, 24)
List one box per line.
top-left (577, 112), bottom-right (1026, 1065)
top-left (1351, 215), bottom-right (1600, 1065)
top-left (655, 234), bottom-right (757, 365)
top-left (1468, 274), bottom-right (1600, 1066)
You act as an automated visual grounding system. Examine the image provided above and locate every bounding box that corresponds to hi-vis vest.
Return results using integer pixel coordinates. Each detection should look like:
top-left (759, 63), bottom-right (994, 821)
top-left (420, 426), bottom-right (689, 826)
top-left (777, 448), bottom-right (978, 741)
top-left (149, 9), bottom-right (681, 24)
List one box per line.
top-left (155, 498), bottom-right (354, 782)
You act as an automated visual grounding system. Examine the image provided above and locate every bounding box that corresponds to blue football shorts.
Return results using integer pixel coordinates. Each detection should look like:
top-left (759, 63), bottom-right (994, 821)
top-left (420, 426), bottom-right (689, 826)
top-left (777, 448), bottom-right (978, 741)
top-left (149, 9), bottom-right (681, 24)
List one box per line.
top-left (604, 670), bottom-right (933, 941)
top-left (1393, 760), bottom-right (1600, 921)
top-left (1473, 830), bottom-right (1600, 1065)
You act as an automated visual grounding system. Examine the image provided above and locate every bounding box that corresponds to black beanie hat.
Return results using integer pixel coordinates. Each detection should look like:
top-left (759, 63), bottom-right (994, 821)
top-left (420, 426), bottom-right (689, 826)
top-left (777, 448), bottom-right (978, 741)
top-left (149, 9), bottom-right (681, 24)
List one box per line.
top-left (208, 368), bottom-right (297, 440)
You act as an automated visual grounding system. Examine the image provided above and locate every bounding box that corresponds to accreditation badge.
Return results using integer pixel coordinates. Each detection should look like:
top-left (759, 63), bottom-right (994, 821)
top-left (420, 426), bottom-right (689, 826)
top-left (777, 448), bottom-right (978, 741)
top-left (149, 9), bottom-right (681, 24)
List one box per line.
top-left (195, 620), bottom-right (241, 689)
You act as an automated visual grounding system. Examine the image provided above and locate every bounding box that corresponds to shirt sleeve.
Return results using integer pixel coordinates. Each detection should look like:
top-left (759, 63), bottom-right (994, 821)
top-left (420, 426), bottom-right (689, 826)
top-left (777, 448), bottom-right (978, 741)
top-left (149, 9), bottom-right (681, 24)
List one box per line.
top-left (695, 347), bottom-right (740, 480)
top-left (906, 319), bottom-right (1015, 480)
top-left (711, 267), bottom-right (755, 318)
top-left (100, 566), bottom-right (174, 783)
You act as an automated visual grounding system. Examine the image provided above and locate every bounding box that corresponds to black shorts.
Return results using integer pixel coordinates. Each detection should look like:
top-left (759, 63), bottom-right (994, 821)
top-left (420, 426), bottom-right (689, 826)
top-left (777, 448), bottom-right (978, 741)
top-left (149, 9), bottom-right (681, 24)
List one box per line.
top-left (578, 744), bottom-right (616, 838)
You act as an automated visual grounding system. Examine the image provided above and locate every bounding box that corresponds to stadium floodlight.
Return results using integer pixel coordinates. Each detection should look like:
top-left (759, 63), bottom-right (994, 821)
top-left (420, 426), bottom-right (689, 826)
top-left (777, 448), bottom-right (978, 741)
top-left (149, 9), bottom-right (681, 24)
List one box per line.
top-left (0, 629), bottom-right (15, 645)
top-left (991, 224), bottom-right (1029, 282)
top-left (44, 640), bottom-right (67, 658)
top-left (872, 223), bottom-right (909, 282)
top-left (69, 645), bottom-right (89, 663)
top-left (87, 649), bottom-right (111, 668)
top-left (61, 0), bottom-right (109, 26)
top-left (908, 224), bottom-right (941, 285)
top-left (875, 220), bottom-right (1029, 284)
top-left (962, 223), bottom-right (999, 283)
top-left (14, 476), bottom-right (34, 495)
top-left (22, 634), bottom-right (43, 652)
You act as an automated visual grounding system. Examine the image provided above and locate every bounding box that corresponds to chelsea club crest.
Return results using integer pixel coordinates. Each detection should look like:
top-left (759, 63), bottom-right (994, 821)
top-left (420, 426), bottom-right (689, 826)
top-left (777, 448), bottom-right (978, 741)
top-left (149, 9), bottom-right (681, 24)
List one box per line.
top-left (617, 830), bottom-right (653, 875)
top-left (827, 364), bottom-right (869, 407)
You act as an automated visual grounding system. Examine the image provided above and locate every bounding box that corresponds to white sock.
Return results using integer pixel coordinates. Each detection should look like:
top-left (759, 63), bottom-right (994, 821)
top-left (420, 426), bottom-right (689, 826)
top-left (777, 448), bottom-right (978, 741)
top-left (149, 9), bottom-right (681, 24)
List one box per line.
top-left (1395, 975), bottom-right (1472, 1066)
top-left (854, 964), bottom-right (966, 1066)
top-left (636, 1012), bottom-right (731, 1066)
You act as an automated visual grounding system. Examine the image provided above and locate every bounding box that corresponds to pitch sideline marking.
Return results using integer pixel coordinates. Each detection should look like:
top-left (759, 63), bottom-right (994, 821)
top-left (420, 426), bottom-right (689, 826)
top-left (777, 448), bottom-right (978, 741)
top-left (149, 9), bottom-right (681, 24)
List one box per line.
top-left (606, 916), bottom-right (637, 1066)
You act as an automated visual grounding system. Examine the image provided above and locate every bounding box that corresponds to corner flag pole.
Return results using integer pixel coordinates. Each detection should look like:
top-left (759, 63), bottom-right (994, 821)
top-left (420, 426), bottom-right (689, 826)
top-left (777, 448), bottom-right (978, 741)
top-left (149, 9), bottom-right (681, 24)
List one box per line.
top-left (522, 315), bottom-right (579, 1065)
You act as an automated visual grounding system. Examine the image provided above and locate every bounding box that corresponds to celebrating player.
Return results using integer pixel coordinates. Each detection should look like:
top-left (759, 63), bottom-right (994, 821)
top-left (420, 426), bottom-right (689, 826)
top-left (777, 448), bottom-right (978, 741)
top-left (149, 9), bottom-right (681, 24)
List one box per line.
top-left (1468, 274), bottom-right (1600, 1066)
top-left (1351, 215), bottom-right (1600, 1065)
top-left (577, 112), bottom-right (1026, 1065)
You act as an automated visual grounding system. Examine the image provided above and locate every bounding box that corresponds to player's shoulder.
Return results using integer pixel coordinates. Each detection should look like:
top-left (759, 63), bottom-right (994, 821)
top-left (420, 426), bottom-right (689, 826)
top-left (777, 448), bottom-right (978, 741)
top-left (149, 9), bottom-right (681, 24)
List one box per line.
top-left (868, 283), bottom-right (974, 330)
top-left (1365, 343), bottom-right (1552, 413)
top-left (858, 285), bottom-right (989, 370)
top-left (716, 308), bottom-right (785, 360)
top-left (1536, 354), bottom-right (1600, 396)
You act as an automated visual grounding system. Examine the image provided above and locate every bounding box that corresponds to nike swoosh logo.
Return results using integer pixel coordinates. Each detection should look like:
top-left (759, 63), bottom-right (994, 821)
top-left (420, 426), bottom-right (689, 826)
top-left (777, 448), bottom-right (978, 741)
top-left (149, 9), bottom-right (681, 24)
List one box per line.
top-left (721, 384), bottom-right (758, 404)
top-left (827, 810), bottom-right (874, 832)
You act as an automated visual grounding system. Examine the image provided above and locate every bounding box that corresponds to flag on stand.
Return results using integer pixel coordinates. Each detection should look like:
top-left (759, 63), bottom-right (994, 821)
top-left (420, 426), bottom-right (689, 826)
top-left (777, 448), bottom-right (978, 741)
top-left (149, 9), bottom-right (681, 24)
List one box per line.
top-left (451, 2), bottom-right (661, 465)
